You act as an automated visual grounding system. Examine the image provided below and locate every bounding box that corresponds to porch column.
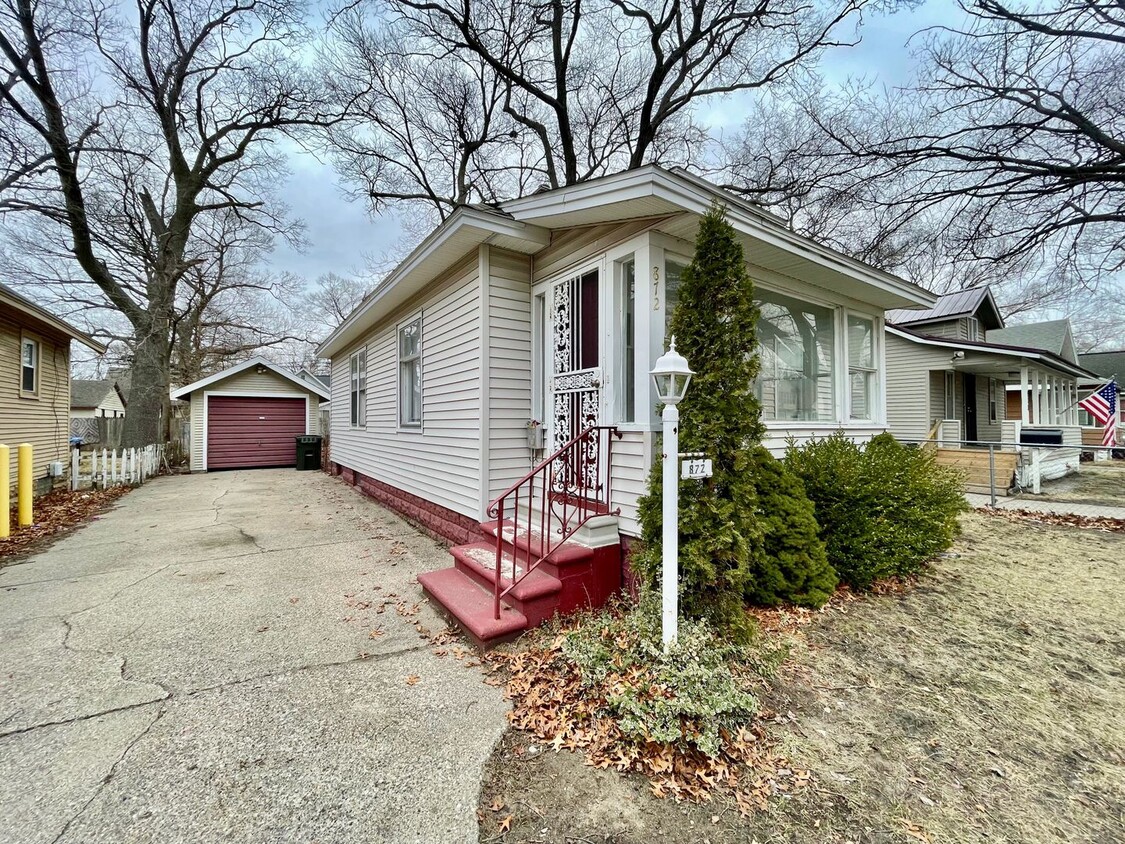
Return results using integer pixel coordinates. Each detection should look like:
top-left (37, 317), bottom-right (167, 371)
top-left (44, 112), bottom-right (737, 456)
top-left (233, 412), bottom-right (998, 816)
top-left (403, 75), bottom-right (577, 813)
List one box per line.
top-left (1030, 369), bottom-right (1040, 425)
top-left (1021, 366), bottom-right (1030, 425)
top-left (1046, 375), bottom-right (1056, 424)
top-left (634, 238), bottom-right (656, 428)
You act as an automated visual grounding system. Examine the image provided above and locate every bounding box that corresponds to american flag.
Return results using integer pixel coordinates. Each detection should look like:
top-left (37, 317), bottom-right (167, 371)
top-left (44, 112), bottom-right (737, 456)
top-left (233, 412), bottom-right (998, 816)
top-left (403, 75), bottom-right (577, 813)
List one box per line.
top-left (1079, 380), bottom-right (1118, 447)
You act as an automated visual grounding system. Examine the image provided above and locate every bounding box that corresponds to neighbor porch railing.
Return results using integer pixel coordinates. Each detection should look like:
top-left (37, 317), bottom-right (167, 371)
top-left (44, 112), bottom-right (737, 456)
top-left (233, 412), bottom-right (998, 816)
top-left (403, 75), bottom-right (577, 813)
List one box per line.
top-left (487, 425), bottom-right (620, 620)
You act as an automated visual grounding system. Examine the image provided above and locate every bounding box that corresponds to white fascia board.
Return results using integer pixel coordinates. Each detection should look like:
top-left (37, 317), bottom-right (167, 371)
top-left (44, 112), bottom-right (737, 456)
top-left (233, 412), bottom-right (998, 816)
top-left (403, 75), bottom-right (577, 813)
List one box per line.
top-left (171, 355), bottom-right (330, 400)
top-left (316, 208), bottom-right (549, 360)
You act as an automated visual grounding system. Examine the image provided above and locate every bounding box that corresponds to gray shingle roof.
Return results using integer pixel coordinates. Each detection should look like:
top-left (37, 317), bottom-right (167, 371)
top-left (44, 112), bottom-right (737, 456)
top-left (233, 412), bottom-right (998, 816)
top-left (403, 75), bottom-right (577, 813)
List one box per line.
top-left (886, 287), bottom-right (1002, 330)
top-left (71, 379), bottom-right (115, 409)
top-left (1078, 350), bottom-right (1125, 380)
top-left (986, 319), bottom-right (1075, 363)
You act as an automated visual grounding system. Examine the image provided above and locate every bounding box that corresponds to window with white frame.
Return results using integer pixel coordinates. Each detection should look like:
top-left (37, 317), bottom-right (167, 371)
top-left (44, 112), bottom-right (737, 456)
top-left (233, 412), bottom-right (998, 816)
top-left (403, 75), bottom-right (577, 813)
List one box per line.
top-left (965, 317), bottom-right (981, 342)
top-left (398, 316), bottom-right (422, 426)
top-left (662, 258), bottom-right (688, 338)
top-left (988, 378), bottom-right (998, 423)
top-left (349, 348), bottom-right (367, 427)
top-left (944, 371), bottom-right (956, 419)
top-left (847, 315), bottom-right (877, 420)
top-left (755, 288), bottom-right (836, 422)
top-left (619, 258), bottom-right (636, 422)
top-left (20, 336), bottom-right (38, 395)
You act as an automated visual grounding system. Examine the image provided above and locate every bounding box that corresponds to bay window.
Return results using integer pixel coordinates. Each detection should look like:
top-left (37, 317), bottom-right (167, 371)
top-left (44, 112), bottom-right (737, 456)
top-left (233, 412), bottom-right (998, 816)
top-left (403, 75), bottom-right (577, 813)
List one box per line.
top-left (755, 289), bottom-right (836, 422)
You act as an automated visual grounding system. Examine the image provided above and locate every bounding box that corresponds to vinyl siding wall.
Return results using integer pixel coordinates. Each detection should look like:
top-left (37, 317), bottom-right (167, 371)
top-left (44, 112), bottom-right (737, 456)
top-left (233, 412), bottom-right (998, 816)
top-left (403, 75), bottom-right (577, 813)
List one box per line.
top-left (885, 331), bottom-right (934, 440)
top-left (330, 257), bottom-right (482, 520)
top-left (187, 368), bottom-right (320, 472)
top-left (0, 312), bottom-right (71, 490)
top-left (486, 248), bottom-right (535, 503)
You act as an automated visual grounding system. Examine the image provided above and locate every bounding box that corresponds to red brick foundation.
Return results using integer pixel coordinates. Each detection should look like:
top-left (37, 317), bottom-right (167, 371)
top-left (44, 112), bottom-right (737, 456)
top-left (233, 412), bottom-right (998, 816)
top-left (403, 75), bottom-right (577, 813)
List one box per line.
top-left (330, 461), bottom-right (479, 546)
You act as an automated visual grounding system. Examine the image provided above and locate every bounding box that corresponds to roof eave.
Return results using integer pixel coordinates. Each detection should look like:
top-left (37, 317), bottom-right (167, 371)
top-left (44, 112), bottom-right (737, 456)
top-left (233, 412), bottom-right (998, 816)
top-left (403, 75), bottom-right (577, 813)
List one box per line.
top-left (0, 286), bottom-right (108, 353)
top-left (887, 325), bottom-right (1095, 379)
top-left (170, 356), bottom-right (330, 400)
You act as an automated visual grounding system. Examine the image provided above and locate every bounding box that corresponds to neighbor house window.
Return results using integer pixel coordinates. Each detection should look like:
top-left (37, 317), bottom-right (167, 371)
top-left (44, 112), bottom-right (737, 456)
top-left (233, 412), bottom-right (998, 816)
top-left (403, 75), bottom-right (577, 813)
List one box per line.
top-left (965, 317), bottom-right (981, 342)
top-left (619, 259), bottom-right (636, 422)
top-left (944, 371), bottom-right (956, 419)
top-left (20, 337), bottom-right (38, 394)
top-left (350, 348), bottom-right (367, 427)
top-left (988, 378), bottom-right (998, 423)
top-left (399, 316), bottom-right (422, 426)
top-left (755, 288), bottom-right (836, 422)
top-left (847, 315), bottom-right (877, 420)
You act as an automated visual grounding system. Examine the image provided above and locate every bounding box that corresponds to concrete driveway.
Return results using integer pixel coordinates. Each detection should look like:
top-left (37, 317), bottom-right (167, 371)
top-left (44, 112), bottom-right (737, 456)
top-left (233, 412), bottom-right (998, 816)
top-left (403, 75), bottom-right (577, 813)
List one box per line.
top-left (0, 470), bottom-right (508, 844)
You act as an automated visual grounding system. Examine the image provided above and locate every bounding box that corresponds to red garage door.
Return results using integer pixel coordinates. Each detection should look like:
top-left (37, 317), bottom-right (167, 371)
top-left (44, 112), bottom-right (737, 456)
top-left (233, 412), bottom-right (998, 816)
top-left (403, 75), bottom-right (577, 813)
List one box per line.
top-left (207, 396), bottom-right (306, 470)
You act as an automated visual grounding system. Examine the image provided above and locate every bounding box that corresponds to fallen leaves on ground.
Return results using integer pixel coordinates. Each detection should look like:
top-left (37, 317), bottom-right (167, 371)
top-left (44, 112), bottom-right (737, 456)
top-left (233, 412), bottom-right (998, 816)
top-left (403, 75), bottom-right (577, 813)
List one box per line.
top-left (1, 486), bottom-right (129, 562)
top-left (976, 505), bottom-right (1125, 533)
top-left (486, 632), bottom-right (809, 816)
top-left (405, 674), bottom-right (420, 686)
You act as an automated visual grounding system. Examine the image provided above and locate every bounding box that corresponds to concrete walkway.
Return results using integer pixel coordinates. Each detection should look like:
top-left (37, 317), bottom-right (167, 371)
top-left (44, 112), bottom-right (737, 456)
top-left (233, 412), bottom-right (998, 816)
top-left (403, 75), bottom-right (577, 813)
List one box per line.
top-left (966, 493), bottom-right (1125, 519)
top-left (0, 470), bottom-right (507, 844)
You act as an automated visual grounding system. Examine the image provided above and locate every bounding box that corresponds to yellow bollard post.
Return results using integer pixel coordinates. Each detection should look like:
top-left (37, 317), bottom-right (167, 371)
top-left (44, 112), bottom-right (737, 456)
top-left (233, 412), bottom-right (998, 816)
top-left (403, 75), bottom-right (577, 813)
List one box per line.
top-left (18, 443), bottom-right (32, 527)
top-left (0, 444), bottom-right (9, 539)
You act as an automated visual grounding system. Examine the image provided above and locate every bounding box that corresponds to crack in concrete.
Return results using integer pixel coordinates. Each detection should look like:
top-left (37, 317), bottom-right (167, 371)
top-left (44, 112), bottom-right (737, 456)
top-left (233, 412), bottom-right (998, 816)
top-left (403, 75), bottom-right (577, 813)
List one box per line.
top-left (183, 642), bottom-right (431, 698)
top-left (0, 697), bottom-right (164, 740)
top-left (48, 702), bottom-right (166, 844)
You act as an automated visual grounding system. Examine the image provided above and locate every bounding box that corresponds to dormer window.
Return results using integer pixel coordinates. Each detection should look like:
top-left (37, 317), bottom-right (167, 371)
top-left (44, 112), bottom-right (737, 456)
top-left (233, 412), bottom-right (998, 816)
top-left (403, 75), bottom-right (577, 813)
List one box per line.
top-left (965, 317), bottom-right (981, 342)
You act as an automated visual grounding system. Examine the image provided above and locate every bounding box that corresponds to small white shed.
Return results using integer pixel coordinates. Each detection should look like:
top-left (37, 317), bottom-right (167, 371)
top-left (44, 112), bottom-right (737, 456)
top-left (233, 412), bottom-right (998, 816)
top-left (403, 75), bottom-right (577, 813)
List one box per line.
top-left (172, 357), bottom-right (330, 472)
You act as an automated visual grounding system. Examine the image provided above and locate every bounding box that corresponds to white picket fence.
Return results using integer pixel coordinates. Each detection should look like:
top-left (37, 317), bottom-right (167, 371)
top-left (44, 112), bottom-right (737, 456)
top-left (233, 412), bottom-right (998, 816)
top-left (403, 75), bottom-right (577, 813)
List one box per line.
top-left (71, 444), bottom-right (164, 491)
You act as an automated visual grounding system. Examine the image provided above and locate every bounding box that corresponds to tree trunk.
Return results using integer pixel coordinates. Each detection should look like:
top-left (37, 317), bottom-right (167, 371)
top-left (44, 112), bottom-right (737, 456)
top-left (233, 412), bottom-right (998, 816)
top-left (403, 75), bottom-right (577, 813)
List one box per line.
top-left (122, 317), bottom-right (171, 448)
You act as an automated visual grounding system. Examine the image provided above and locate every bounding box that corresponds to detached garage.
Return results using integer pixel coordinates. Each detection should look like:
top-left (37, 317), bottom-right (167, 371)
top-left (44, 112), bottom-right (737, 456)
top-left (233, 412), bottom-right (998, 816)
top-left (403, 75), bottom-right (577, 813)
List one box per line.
top-left (172, 357), bottom-right (330, 472)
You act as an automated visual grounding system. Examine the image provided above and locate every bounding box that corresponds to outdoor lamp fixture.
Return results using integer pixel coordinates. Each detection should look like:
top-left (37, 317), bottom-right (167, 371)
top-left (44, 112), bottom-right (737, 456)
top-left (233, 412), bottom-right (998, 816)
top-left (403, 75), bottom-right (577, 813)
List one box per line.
top-left (651, 337), bottom-right (693, 405)
top-left (651, 337), bottom-right (694, 649)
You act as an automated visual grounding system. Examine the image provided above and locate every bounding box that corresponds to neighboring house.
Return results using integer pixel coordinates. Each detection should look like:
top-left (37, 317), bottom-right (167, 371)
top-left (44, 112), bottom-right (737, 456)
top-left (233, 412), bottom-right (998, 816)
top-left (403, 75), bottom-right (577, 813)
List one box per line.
top-left (70, 379), bottom-right (128, 447)
top-left (316, 166), bottom-right (935, 643)
top-left (171, 356), bottom-right (328, 472)
top-left (1, 283), bottom-right (107, 495)
top-left (1076, 349), bottom-right (1125, 447)
top-left (885, 288), bottom-right (1096, 489)
top-left (297, 367), bottom-right (331, 391)
top-left (71, 380), bottom-right (127, 418)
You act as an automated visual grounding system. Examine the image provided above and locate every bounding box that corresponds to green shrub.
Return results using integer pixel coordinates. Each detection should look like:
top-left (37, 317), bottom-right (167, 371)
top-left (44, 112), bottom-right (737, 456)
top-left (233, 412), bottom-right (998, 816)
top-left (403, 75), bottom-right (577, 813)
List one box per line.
top-left (746, 446), bottom-right (837, 607)
top-left (785, 432), bottom-right (968, 589)
top-left (560, 599), bottom-right (768, 757)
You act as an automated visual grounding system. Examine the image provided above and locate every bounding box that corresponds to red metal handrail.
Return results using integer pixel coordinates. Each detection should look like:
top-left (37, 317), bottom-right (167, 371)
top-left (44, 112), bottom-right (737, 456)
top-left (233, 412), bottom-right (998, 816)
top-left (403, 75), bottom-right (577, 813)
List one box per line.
top-left (487, 425), bottom-right (620, 620)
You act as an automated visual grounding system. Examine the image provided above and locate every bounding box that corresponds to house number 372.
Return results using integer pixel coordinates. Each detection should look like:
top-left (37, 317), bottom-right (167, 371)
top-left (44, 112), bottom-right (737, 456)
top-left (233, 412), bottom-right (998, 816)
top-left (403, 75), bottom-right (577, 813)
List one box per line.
top-left (652, 265), bottom-right (660, 310)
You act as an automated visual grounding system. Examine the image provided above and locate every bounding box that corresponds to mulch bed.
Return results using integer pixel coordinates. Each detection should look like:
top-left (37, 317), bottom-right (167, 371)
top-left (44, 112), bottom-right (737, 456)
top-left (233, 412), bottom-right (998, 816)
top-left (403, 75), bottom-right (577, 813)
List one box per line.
top-left (1, 486), bottom-right (130, 564)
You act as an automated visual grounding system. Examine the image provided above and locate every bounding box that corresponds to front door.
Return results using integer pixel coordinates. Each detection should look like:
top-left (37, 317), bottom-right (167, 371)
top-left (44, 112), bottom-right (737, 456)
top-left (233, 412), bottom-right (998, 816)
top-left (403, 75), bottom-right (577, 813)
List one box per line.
top-left (963, 373), bottom-right (978, 442)
top-left (544, 268), bottom-right (602, 453)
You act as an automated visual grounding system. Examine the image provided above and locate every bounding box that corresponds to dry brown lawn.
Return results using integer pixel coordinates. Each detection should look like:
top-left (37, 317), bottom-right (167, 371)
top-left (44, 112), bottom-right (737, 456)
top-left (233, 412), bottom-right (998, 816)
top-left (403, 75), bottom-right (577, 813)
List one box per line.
top-left (479, 513), bottom-right (1125, 844)
top-left (1034, 461), bottom-right (1125, 507)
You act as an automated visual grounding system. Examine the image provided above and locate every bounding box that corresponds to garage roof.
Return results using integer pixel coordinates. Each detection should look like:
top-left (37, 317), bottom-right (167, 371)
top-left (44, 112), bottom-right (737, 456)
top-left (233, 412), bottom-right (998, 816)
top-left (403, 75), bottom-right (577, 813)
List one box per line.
top-left (171, 356), bottom-right (330, 400)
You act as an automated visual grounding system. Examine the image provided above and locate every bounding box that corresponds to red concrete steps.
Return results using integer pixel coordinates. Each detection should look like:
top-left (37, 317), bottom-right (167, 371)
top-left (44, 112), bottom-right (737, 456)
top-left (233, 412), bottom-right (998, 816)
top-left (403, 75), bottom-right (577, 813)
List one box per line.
top-left (450, 542), bottom-right (562, 628)
top-left (416, 568), bottom-right (528, 649)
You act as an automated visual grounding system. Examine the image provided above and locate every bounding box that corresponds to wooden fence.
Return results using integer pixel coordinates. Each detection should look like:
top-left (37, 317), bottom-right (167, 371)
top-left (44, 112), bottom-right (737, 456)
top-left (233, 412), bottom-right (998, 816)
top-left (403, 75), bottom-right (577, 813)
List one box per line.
top-left (71, 444), bottom-right (164, 490)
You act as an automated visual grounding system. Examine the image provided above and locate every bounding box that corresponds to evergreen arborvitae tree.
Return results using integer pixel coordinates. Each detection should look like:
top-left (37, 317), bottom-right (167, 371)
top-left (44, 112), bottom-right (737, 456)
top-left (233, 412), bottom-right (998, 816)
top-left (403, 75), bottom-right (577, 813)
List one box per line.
top-left (746, 446), bottom-right (837, 608)
top-left (635, 204), bottom-right (765, 639)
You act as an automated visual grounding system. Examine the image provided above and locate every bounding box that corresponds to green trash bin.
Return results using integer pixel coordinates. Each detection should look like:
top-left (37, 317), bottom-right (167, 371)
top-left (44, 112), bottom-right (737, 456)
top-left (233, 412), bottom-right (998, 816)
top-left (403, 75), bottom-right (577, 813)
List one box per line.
top-left (295, 435), bottom-right (323, 471)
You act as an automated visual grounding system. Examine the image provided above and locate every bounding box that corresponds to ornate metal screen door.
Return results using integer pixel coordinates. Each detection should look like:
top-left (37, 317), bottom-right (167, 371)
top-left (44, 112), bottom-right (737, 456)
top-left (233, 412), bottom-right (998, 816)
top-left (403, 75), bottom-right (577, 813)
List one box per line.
top-left (548, 269), bottom-right (602, 455)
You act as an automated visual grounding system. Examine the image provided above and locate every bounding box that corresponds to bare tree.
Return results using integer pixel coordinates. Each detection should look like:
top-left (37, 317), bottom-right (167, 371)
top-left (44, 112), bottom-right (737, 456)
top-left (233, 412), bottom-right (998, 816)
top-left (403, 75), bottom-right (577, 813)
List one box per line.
top-left (307, 271), bottom-right (370, 328)
top-left (325, 0), bottom-right (889, 222)
top-left (0, 0), bottom-right (333, 445)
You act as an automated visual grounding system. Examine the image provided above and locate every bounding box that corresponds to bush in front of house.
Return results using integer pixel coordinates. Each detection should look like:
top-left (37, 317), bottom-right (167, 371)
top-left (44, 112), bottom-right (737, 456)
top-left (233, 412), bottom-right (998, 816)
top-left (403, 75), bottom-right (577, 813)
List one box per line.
top-left (746, 446), bottom-right (837, 607)
top-left (785, 432), bottom-right (969, 589)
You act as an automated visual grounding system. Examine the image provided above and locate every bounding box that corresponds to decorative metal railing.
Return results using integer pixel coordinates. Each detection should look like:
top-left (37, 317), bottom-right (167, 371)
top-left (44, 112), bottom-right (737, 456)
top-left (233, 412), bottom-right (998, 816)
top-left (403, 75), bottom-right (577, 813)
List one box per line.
top-left (486, 425), bottom-right (620, 620)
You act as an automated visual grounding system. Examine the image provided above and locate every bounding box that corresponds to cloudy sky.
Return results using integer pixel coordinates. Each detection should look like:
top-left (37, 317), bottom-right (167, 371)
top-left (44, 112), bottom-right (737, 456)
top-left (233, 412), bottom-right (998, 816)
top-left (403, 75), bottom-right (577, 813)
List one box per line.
top-left (266, 0), bottom-right (957, 283)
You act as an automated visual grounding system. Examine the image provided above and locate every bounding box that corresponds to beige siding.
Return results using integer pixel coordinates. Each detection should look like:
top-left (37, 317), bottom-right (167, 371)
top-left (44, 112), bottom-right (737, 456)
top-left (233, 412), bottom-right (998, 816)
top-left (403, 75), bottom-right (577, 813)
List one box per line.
top-left (885, 331), bottom-right (939, 440)
top-left (186, 367), bottom-right (321, 472)
top-left (0, 311), bottom-right (71, 490)
top-left (487, 248), bottom-right (534, 503)
top-left (97, 388), bottom-right (126, 416)
top-left (977, 376), bottom-right (1004, 443)
top-left (330, 257), bottom-right (482, 519)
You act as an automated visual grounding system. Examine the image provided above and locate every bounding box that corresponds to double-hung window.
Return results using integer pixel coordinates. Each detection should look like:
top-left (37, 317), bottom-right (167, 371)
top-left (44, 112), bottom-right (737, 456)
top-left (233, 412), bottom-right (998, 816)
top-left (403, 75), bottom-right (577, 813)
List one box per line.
top-left (20, 337), bottom-right (38, 395)
top-left (350, 348), bottom-right (367, 427)
top-left (619, 259), bottom-right (636, 422)
top-left (847, 315), bottom-right (877, 420)
top-left (398, 316), bottom-right (422, 427)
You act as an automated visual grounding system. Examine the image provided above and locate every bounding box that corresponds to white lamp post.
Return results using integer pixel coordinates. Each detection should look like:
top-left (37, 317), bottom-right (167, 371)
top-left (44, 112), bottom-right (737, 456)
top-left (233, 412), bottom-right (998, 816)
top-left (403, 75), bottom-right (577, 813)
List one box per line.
top-left (650, 336), bottom-right (694, 648)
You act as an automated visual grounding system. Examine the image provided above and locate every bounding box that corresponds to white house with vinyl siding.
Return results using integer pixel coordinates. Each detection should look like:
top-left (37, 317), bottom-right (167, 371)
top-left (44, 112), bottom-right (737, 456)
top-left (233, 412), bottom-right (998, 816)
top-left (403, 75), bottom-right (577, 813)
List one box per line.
top-left (317, 167), bottom-right (936, 542)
